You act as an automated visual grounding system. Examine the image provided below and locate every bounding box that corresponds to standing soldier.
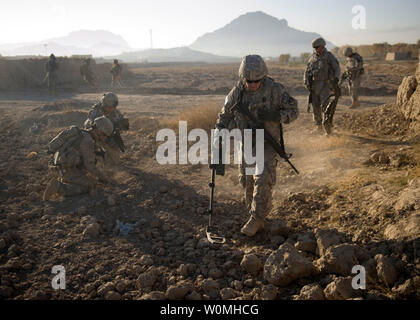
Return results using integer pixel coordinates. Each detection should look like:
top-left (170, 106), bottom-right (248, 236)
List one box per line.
top-left (80, 58), bottom-right (96, 87)
top-left (340, 47), bottom-right (364, 109)
top-left (84, 92), bottom-right (129, 165)
top-left (110, 59), bottom-right (123, 88)
top-left (43, 116), bottom-right (115, 201)
top-left (304, 37), bottom-right (341, 135)
top-left (213, 55), bottom-right (298, 237)
top-left (44, 54), bottom-right (58, 90)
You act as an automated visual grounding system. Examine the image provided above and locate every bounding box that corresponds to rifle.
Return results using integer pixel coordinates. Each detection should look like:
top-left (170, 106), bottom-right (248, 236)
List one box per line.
top-left (306, 74), bottom-right (313, 113)
top-left (339, 71), bottom-right (349, 87)
top-left (109, 118), bottom-right (129, 152)
top-left (110, 131), bottom-right (125, 152)
top-left (231, 100), bottom-right (299, 175)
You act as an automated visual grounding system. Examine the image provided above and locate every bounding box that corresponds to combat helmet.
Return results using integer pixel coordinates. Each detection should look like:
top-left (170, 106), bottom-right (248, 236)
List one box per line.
top-left (101, 92), bottom-right (119, 108)
top-left (238, 55), bottom-right (268, 81)
top-left (312, 37), bottom-right (326, 48)
top-left (344, 47), bottom-right (353, 57)
top-left (93, 116), bottom-right (114, 137)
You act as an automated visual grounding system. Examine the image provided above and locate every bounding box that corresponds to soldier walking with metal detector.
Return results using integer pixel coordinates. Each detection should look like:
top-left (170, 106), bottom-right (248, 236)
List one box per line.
top-left (210, 55), bottom-right (299, 238)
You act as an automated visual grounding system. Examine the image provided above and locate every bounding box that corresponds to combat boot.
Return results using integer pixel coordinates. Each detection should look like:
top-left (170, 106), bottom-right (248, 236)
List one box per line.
top-left (323, 121), bottom-right (333, 136)
top-left (43, 179), bottom-right (62, 201)
top-left (241, 216), bottom-right (265, 237)
top-left (311, 124), bottom-right (323, 135)
top-left (349, 100), bottom-right (360, 109)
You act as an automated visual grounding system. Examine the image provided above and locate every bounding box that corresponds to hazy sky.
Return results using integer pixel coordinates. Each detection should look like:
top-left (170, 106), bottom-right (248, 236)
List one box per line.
top-left (1, 0), bottom-right (419, 48)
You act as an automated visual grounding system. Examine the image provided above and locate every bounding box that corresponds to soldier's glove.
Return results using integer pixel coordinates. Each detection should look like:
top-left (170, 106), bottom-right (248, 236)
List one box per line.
top-left (257, 108), bottom-right (282, 121)
top-left (331, 78), bottom-right (341, 97)
top-left (210, 127), bottom-right (225, 176)
top-left (119, 118), bottom-right (129, 131)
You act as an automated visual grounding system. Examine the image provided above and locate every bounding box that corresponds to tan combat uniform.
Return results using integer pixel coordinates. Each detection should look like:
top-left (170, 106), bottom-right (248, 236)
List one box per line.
top-left (216, 77), bottom-right (298, 221)
top-left (51, 131), bottom-right (108, 197)
top-left (344, 53), bottom-right (364, 106)
top-left (84, 103), bottom-right (125, 165)
top-left (304, 50), bottom-right (340, 126)
top-left (45, 56), bottom-right (58, 90)
top-left (111, 63), bottom-right (123, 88)
top-left (80, 60), bottom-right (95, 86)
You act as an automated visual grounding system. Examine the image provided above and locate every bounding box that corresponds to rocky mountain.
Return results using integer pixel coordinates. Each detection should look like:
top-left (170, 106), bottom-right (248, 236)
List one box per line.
top-left (0, 30), bottom-right (132, 57)
top-left (110, 47), bottom-right (239, 63)
top-left (190, 11), bottom-right (335, 57)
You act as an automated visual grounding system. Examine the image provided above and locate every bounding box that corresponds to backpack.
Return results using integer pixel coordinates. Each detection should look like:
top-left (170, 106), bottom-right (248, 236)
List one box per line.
top-left (48, 126), bottom-right (83, 168)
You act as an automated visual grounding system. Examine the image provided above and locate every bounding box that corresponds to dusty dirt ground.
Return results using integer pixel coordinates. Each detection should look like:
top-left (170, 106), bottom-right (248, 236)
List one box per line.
top-left (0, 62), bottom-right (419, 300)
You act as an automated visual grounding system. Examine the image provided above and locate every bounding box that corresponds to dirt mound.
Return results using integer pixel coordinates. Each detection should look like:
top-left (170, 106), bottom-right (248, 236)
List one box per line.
top-left (397, 60), bottom-right (420, 133)
top-left (336, 103), bottom-right (410, 136)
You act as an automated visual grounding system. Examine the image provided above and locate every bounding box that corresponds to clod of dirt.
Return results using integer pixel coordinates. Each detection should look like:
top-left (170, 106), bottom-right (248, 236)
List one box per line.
top-left (324, 277), bottom-right (358, 300)
top-left (220, 287), bottom-right (237, 300)
top-left (115, 279), bottom-right (130, 294)
top-left (260, 284), bottom-right (278, 300)
top-left (240, 253), bottom-right (263, 275)
top-left (294, 283), bottom-right (325, 300)
top-left (315, 228), bottom-right (348, 256)
top-left (314, 244), bottom-right (359, 276)
top-left (104, 291), bottom-right (121, 300)
top-left (375, 254), bottom-right (400, 287)
top-left (263, 243), bottom-right (316, 287)
top-left (136, 268), bottom-right (158, 289)
top-left (97, 282), bottom-right (115, 297)
top-left (384, 215), bottom-right (420, 241)
top-left (166, 283), bottom-right (190, 300)
top-left (394, 178), bottom-right (420, 211)
top-left (82, 223), bottom-right (100, 239)
top-left (200, 279), bottom-right (220, 299)
top-left (208, 268), bottom-right (223, 279)
top-left (295, 232), bottom-right (317, 253)
top-left (365, 149), bottom-right (416, 168)
top-left (139, 254), bottom-right (154, 266)
top-left (140, 291), bottom-right (167, 300)
top-left (185, 291), bottom-right (202, 300)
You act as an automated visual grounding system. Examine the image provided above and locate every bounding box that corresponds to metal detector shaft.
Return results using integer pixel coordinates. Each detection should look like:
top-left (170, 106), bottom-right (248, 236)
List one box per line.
top-left (206, 167), bottom-right (225, 244)
top-left (208, 167), bottom-right (216, 228)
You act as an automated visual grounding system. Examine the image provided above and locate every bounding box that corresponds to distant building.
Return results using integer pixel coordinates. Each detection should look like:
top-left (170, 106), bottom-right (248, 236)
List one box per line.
top-left (385, 52), bottom-right (411, 61)
top-left (70, 55), bottom-right (93, 60)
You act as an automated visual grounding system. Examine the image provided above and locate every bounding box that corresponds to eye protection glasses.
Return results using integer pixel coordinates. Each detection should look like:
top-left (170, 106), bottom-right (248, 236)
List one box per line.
top-left (246, 79), bottom-right (262, 84)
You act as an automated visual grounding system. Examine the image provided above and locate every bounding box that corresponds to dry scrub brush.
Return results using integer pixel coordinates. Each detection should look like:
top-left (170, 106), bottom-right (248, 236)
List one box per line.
top-left (160, 101), bottom-right (221, 134)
